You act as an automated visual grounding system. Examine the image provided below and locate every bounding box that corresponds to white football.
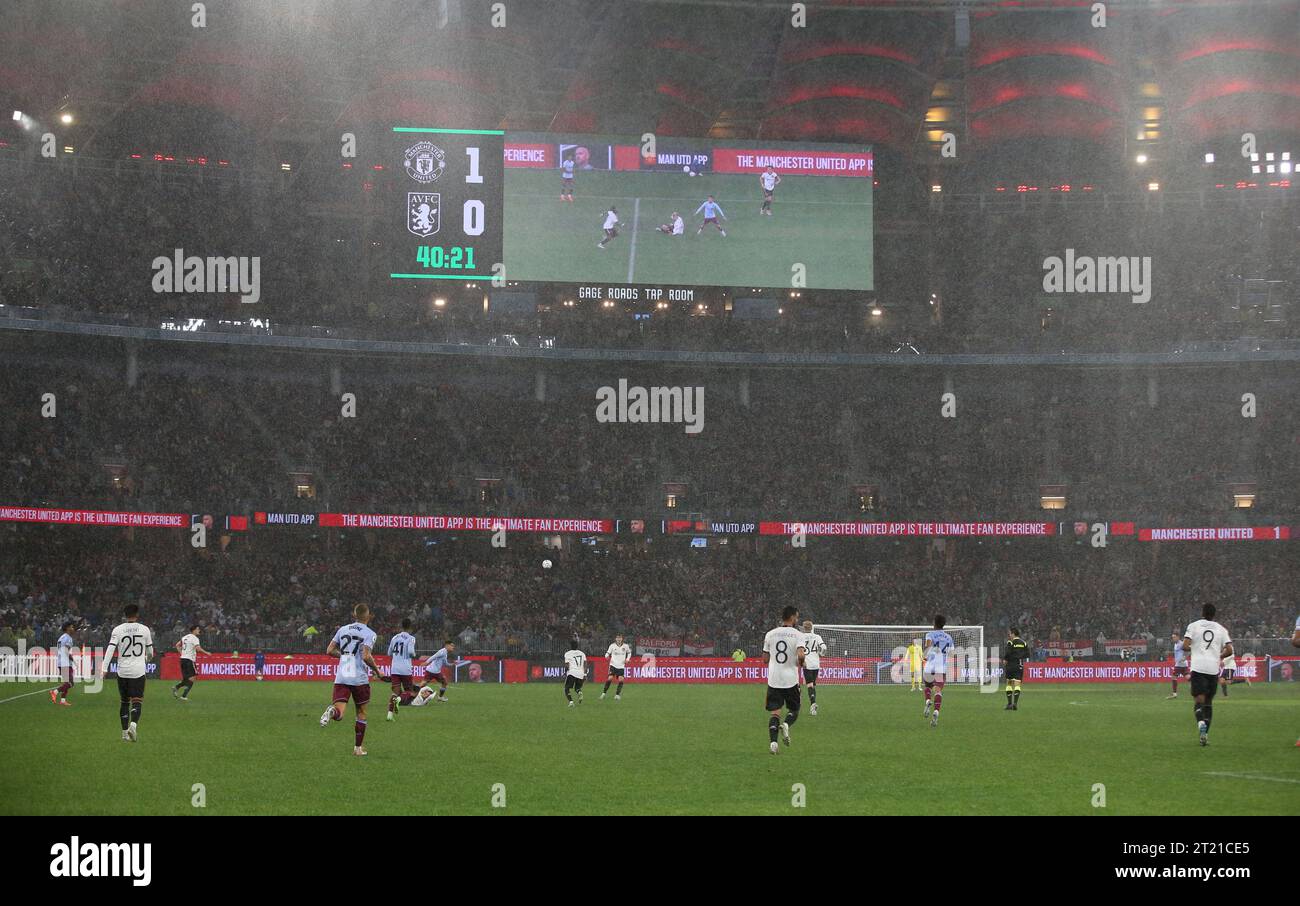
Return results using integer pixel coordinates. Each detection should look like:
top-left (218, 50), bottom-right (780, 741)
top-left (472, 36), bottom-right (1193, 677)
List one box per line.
top-left (542, 559), bottom-right (553, 569)
top-left (682, 165), bottom-right (690, 173)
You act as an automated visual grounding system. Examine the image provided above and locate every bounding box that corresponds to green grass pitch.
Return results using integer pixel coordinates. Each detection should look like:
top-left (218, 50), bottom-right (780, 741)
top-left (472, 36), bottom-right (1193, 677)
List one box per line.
top-left (2, 681), bottom-right (1297, 815)
top-left (503, 169), bottom-right (873, 291)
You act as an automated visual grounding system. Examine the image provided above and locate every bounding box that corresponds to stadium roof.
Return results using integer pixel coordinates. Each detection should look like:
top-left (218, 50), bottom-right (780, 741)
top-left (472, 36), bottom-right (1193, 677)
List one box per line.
top-left (2, 0), bottom-right (1296, 171)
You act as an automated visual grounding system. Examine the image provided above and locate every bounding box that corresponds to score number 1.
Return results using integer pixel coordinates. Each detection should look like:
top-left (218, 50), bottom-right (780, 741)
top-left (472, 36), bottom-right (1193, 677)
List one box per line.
top-left (463, 146), bottom-right (484, 236)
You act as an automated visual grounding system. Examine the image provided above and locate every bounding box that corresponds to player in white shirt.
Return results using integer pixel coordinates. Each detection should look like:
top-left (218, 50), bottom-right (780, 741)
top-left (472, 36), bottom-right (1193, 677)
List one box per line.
top-left (800, 621), bottom-right (827, 716)
top-left (759, 166), bottom-right (782, 216)
top-left (100, 604), bottom-right (155, 742)
top-left (564, 645), bottom-right (587, 707)
top-left (319, 603), bottom-right (387, 756)
top-left (1182, 603), bottom-right (1232, 747)
top-left (560, 156), bottom-right (575, 202)
top-left (172, 625), bottom-right (210, 702)
top-left (763, 606), bottom-right (806, 754)
top-left (597, 207), bottom-right (621, 249)
top-left (601, 634), bottom-right (632, 700)
top-left (1167, 631), bottom-right (1190, 699)
top-left (655, 212), bottom-right (685, 237)
top-left (50, 622), bottom-right (77, 707)
top-left (409, 639), bottom-right (456, 706)
top-left (922, 614), bottom-right (955, 728)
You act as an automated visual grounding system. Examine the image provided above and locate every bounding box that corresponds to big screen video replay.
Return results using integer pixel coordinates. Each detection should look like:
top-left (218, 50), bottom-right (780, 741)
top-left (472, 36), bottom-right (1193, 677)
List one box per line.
top-left (387, 128), bottom-right (873, 292)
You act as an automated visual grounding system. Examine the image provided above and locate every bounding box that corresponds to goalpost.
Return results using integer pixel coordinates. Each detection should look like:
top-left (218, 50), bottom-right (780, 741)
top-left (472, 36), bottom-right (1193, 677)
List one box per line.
top-left (812, 625), bottom-right (987, 686)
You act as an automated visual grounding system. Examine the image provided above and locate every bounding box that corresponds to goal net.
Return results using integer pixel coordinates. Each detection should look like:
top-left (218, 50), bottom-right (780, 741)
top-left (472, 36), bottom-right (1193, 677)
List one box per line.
top-left (812, 625), bottom-right (987, 685)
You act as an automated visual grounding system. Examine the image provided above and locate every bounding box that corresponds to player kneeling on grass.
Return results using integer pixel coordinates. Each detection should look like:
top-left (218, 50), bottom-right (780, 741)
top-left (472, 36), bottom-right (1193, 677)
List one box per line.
top-left (655, 213), bottom-right (684, 237)
top-left (764, 606), bottom-right (806, 754)
top-left (1183, 603), bottom-right (1231, 747)
top-left (564, 645), bottom-right (587, 707)
top-left (320, 603), bottom-right (388, 757)
top-left (602, 634), bottom-right (631, 700)
top-left (922, 615), bottom-right (954, 728)
top-left (800, 621), bottom-right (827, 715)
top-left (386, 619), bottom-right (418, 720)
top-left (1002, 628), bottom-right (1030, 710)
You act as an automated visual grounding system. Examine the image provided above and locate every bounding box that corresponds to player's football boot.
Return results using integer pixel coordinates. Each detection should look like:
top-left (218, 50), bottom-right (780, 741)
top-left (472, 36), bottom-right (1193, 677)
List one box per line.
top-left (923, 701), bottom-right (932, 719)
top-left (810, 703), bottom-right (818, 716)
top-left (600, 692), bottom-right (606, 700)
top-left (1198, 720), bottom-right (1208, 746)
top-left (126, 721), bottom-right (138, 742)
top-left (1165, 692), bottom-right (1177, 699)
top-left (769, 741), bottom-right (779, 755)
top-left (320, 706), bottom-right (334, 727)
top-left (929, 712), bottom-right (938, 729)
top-left (121, 730), bottom-right (130, 742)
top-left (567, 700), bottom-right (575, 708)
top-left (614, 694), bottom-right (620, 701)
top-left (49, 689), bottom-right (58, 703)
top-left (59, 700), bottom-right (72, 707)
top-left (781, 722), bottom-right (791, 747)
top-left (353, 746), bottom-right (367, 757)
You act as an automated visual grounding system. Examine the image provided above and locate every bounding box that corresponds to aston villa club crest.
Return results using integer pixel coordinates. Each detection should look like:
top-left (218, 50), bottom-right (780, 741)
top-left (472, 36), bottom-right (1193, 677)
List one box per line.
top-left (404, 141), bottom-right (446, 183)
top-left (408, 192), bottom-right (440, 236)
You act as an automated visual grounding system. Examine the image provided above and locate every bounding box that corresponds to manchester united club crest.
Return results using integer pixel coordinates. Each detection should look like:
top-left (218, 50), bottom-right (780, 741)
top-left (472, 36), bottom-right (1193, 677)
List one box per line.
top-left (407, 192), bottom-right (440, 236)
top-left (404, 141), bottom-right (446, 183)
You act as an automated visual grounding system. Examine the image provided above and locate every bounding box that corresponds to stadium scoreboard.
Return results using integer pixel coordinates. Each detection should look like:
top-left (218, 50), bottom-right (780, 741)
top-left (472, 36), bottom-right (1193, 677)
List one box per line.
top-left (389, 127), bottom-right (505, 282)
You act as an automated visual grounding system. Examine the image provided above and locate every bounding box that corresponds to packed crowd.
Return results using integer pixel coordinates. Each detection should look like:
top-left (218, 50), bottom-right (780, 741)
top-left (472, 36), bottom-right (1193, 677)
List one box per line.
top-left (2, 351), bottom-right (1297, 518)
top-left (1, 535), bottom-right (1294, 660)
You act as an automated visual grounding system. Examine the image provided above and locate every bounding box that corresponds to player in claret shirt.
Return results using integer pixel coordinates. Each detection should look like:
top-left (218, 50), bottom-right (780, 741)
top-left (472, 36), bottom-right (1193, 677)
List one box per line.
top-left (1182, 603), bottom-right (1232, 747)
top-left (319, 603), bottom-right (387, 756)
top-left (50, 622), bottom-right (76, 707)
top-left (101, 604), bottom-right (155, 743)
top-left (763, 606), bottom-right (806, 754)
top-left (922, 615), bottom-right (955, 728)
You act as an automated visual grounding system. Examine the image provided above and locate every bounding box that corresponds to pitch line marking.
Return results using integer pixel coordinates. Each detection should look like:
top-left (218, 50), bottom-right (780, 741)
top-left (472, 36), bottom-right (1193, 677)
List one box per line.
top-left (1202, 771), bottom-right (1300, 785)
top-left (0, 686), bottom-right (59, 705)
top-left (627, 196), bottom-right (641, 284)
